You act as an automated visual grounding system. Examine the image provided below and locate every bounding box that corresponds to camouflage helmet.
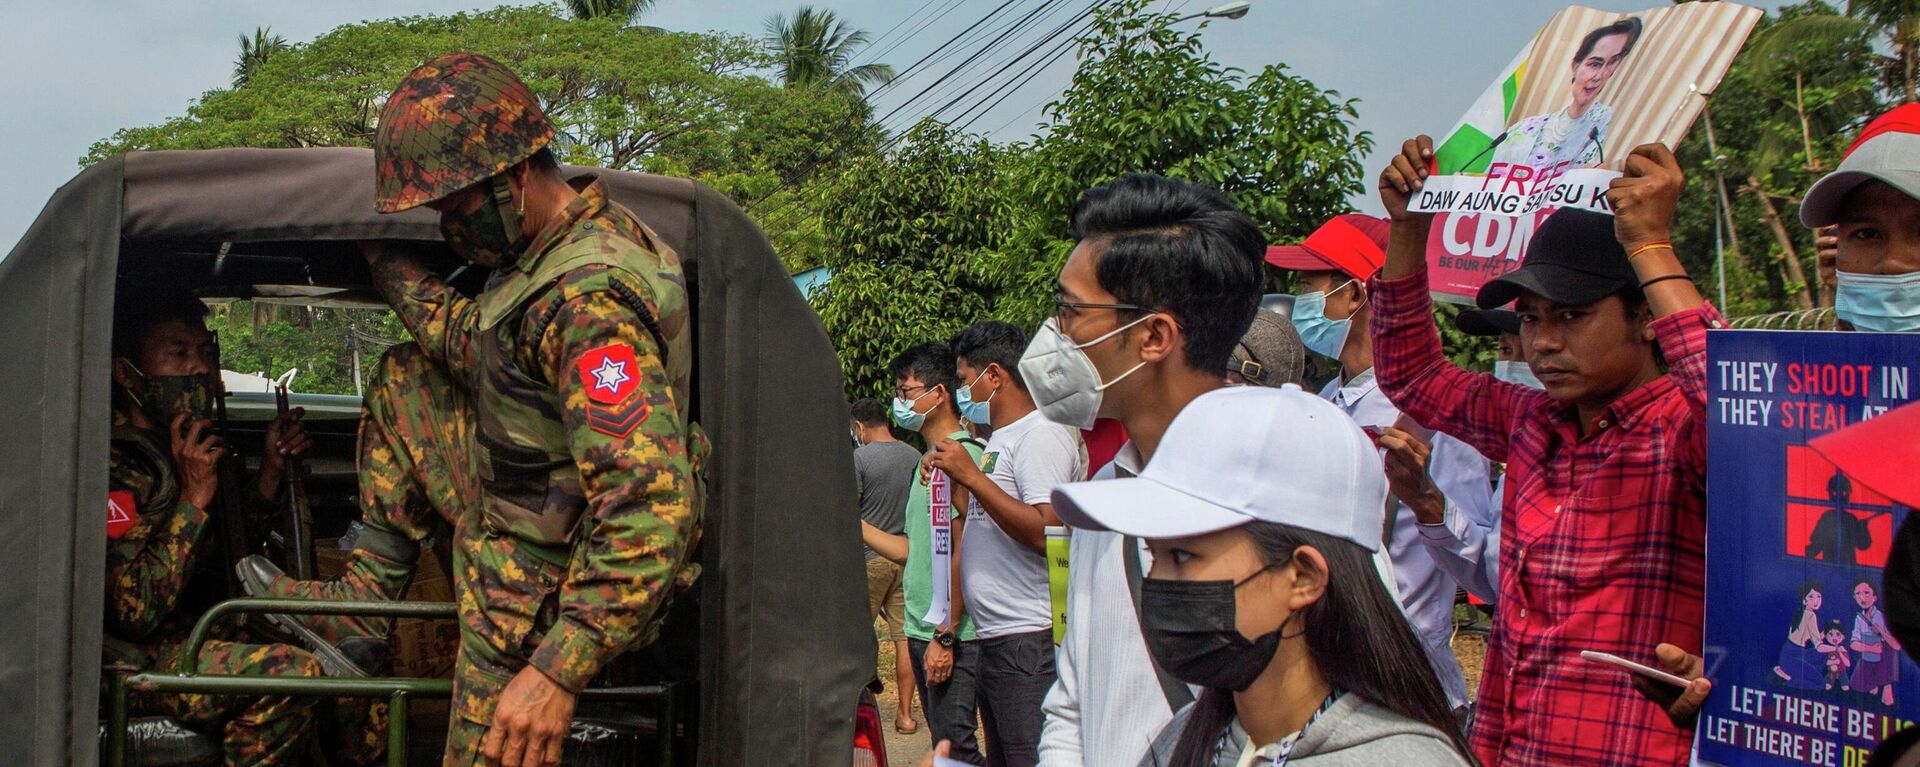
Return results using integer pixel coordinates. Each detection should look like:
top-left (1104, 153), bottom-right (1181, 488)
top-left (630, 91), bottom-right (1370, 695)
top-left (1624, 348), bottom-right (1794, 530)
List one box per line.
top-left (373, 53), bottom-right (555, 213)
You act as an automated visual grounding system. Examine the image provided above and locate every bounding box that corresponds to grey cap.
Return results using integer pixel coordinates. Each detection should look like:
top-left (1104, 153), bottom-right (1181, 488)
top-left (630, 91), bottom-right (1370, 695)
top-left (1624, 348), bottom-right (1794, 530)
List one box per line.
top-left (1226, 311), bottom-right (1305, 387)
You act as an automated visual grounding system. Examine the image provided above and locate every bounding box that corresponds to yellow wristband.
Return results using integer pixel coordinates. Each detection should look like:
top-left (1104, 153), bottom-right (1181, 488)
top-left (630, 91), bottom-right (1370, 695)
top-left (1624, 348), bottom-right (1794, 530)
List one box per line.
top-left (1627, 241), bottom-right (1674, 261)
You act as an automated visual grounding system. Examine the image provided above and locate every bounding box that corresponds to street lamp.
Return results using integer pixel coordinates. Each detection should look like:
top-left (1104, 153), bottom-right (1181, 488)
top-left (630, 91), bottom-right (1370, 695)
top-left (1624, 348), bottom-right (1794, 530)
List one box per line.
top-left (1177, 1), bottom-right (1251, 22)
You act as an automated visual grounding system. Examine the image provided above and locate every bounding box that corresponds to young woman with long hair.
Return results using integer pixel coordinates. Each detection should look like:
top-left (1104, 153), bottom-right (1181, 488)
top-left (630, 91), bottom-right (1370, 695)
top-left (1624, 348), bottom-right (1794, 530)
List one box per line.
top-left (1050, 386), bottom-right (1477, 767)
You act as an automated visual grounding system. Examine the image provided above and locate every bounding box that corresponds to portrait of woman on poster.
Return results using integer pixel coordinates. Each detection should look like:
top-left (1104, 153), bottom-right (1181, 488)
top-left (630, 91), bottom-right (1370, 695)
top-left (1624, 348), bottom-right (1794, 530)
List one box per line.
top-left (1492, 17), bottom-right (1643, 171)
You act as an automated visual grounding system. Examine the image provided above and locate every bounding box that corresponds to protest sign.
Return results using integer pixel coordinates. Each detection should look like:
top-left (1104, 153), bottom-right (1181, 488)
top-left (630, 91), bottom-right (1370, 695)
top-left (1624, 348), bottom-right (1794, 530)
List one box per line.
top-left (1698, 330), bottom-right (1920, 767)
top-left (922, 470), bottom-right (954, 627)
top-left (1046, 526), bottom-right (1070, 645)
top-left (1418, 3), bottom-right (1759, 303)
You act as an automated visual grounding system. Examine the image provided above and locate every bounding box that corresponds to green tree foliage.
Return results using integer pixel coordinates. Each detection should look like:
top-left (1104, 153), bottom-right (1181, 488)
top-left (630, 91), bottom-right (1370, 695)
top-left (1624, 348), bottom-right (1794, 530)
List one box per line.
top-left (233, 27), bottom-right (289, 88)
top-left (810, 122), bottom-right (1015, 398)
top-left (1669, 1), bottom-right (1887, 319)
top-left (85, 6), bottom-right (875, 187)
top-left (994, 0), bottom-right (1372, 328)
top-left (562, 0), bottom-right (658, 25)
top-left (763, 6), bottom-right (896, 97)
top-left (804, 0), bottom-right (1372, 397)
top-left (208, 303), bottom-right (409, 395)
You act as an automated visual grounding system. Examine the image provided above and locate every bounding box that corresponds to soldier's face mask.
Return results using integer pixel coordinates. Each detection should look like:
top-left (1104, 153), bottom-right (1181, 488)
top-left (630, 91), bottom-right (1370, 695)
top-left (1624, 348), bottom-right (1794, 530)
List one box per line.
top-left (120, 361), bottom-right (220, 425)
top-left (440, 174), bottom-right (530, 269)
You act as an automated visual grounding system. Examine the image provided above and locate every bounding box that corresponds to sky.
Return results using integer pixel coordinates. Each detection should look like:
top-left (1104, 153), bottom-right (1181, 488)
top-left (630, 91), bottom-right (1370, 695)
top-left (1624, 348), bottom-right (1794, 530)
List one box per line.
top-left (0, 0), bottom-right (1734, 256)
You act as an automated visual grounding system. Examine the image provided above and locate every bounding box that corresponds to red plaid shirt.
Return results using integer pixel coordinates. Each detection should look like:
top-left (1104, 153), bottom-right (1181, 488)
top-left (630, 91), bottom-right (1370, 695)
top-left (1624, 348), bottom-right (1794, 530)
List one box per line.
top-left (1370, 270), bottom-right (1724, 767)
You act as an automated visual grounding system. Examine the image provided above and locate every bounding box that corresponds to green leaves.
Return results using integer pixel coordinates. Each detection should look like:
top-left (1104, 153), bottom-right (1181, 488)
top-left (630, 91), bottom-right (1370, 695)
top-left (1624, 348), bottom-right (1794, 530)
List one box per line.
top-left (803, 0), bottom-right (1372, 400)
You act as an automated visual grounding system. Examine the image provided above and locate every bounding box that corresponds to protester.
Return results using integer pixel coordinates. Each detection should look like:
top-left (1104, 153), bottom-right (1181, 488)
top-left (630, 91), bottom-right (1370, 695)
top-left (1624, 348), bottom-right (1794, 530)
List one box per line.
top-left (1373, 135), bottom-right (1720, 767)
top-left (1799, 102), bottom-right (1920, 331)
top-left (1050, 385), bottom-right (1474, 767)
top-left (1268, 213), bottom-right (1494, 712)
top-left (1629, 102), bottom-right (1920, 730)
top-left (851, 397), bottom-right (926, 735)
top-left (1029, 173), bottom-right (1267, 767)
top-left (860, 343), bottom-right (988, 762)
top-left (925, 320), bottom-right (1086, 767)
top-left (1224, 311), bottom-right (1307, 387)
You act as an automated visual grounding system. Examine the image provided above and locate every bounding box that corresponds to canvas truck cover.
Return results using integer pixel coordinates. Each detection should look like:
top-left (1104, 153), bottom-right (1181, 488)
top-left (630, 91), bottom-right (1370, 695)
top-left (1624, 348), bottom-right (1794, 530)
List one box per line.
top-left (0, 147), bottom-right (870, 766)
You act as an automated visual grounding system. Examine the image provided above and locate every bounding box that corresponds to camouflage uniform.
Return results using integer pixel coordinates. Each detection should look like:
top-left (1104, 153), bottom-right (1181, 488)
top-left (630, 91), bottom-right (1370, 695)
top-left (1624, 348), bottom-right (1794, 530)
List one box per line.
top-left (258, 343), bottom-right (477, 643)
top-left (368, 53), bottom-right (701, 766)
top-left (105, 413), bottom-right (387, 766)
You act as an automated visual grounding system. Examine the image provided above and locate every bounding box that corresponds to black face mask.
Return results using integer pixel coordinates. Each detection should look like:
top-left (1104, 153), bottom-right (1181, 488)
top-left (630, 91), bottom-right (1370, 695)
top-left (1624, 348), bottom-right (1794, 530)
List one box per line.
top-left (440, 175), bottom-right (528, 268)
top-left (1140, 566), bottom-right (1287, 692)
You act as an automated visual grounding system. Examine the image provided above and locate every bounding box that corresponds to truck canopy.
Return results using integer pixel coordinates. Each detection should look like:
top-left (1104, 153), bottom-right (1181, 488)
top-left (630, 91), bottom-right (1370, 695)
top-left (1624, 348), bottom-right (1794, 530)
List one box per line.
top-left (0, 147), bottom-right (869, 767)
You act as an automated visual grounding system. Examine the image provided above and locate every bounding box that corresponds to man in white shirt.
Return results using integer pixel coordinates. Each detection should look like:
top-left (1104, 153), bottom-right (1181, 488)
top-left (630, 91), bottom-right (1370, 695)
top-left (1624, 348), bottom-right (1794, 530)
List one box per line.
top-left (927, 321), bottom-right (1086, 767)
top-left (1269, 214), bottom-right (1496, 711)
top-left (1021, 174), bottom-right (1268, 767)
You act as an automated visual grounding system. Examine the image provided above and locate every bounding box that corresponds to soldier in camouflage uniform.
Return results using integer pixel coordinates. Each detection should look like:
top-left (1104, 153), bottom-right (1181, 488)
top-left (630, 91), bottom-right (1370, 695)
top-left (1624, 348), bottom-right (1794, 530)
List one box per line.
top-left (106, 290), bottom-right (386, 766)
top-left (350, 53), bottom-right (699, 767)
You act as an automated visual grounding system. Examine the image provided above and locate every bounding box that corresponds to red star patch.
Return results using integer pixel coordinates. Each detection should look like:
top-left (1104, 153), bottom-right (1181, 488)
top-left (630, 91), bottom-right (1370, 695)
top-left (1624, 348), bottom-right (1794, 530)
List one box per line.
top-left (108, 490), bottom-right (137, 539)
top-left (577, 344), bottom-right (642, 404)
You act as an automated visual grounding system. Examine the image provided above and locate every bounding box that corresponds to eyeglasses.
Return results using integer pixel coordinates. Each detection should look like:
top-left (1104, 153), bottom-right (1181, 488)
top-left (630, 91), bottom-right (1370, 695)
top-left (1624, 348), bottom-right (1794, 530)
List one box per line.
top-left (892, 384), bottom-right (937, 400)
top-left (1053, 297), bottom-right (1151, 334)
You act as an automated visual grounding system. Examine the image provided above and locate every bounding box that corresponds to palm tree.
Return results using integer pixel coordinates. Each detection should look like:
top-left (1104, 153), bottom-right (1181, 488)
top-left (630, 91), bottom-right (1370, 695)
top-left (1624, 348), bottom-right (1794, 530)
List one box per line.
top-left (233, 26), bottom-right (289, 88)
top-left (1752, 0), bottom-right (1919, 103)
top-left (763, 6), bottom-right (896, 98)
top-left (564, 0), bottom-right (658, 24)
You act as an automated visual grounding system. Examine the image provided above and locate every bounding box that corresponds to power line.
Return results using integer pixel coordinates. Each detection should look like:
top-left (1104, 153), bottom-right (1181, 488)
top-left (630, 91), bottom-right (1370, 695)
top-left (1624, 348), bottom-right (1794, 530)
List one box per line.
top-left (755, 2), bottom-right (1114, 236)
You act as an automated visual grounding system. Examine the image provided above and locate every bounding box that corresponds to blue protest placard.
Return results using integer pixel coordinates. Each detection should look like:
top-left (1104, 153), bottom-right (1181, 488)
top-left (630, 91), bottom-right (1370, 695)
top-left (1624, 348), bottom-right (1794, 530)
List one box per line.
top-left (1699, 330), bottom-right (1919, 766)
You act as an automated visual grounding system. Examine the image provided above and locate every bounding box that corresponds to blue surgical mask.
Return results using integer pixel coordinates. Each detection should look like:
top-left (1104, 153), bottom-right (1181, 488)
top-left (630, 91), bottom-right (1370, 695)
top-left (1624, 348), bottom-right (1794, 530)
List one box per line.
top-left (1836, 270), bottom-right (1920, 332)
top-left (1493, 360), bottom-right (1544, 390)
top-left (1292, 281), bottom-right (1357, 359)
top-left (955, 369), bottom-right (996, 425)
top-left (891, 388), bottom-right (937, 431)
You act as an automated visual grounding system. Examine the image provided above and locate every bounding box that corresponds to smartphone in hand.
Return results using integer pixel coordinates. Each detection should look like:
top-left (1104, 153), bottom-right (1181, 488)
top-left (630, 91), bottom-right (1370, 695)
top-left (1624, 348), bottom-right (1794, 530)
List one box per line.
top-left (1581, 650), bottom-right (1691, 688)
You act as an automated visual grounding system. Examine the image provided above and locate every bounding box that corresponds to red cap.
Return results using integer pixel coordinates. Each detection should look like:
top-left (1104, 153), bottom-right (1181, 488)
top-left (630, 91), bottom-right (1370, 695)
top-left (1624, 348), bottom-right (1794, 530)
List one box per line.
top-left (1809, 400), bottom-right (1920, 510)
top-left (1264, 214), bottom-right (1390, 280)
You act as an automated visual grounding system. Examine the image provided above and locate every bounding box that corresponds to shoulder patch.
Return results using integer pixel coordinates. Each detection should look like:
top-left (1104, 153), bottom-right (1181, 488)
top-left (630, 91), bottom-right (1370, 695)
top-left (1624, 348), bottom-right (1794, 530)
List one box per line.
top-left (108, 490), bottom-right (137, 539)
top-left (577, 343), bottom-right (642, 404)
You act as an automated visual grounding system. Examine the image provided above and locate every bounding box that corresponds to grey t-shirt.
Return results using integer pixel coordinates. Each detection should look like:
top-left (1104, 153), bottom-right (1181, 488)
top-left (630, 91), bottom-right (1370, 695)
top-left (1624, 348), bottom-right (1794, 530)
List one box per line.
top-left (855, 439), bottom-right (922, 560)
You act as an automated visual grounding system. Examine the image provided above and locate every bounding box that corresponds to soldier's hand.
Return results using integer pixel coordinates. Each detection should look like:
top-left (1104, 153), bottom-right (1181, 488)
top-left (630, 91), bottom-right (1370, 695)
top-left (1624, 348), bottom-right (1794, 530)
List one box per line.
top-left (257, 407), bottom-right (313, 496)
top-left (1607, 143), bottom-right (1685, 252)
top-left (170, 414), bottom-right (225, 510)
top-left (483, 666), bottom-right (576, 767)
top-left (1379, 136), bottom-right (1437, 223)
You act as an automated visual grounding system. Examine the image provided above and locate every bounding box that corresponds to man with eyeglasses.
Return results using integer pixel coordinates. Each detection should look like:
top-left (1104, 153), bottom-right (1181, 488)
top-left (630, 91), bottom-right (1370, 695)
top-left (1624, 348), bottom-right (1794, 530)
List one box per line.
top-left (861, 342), bottom-right (988, 763)
top-left (1024, 173), bottom-right (1268, 767)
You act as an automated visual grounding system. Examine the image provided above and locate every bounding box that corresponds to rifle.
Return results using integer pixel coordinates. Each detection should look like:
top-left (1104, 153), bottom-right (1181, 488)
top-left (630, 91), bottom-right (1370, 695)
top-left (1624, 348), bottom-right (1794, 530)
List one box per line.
top-left (211, 381), bottom-right (256, 597)
top-left (275, 385), bottom-right (316, 579)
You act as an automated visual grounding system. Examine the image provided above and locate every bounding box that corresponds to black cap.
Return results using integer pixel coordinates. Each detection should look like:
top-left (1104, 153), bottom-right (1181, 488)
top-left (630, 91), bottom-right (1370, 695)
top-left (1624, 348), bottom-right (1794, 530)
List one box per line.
top-left (1475, 209), bottom-right (1636, 309)
top-left (1455, 308), bottom-right (1520, 337)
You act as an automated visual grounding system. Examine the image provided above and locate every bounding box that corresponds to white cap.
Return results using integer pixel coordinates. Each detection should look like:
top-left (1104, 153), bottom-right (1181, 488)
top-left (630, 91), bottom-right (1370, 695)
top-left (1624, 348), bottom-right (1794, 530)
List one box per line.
top-left (1800, 104), bottom-right (1920, 228)
top-left (1050, 385), bottom-right (1387, 550)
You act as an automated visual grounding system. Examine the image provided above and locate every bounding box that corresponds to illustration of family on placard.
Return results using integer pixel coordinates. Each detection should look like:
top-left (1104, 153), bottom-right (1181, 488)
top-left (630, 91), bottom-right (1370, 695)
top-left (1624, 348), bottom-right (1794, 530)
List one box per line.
top-left (1771, 577), bottom-right (1902, 706)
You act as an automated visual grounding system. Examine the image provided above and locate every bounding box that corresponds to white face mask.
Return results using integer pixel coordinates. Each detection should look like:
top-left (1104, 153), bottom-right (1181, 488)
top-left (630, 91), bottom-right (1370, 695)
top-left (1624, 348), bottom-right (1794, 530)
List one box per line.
top-left (1493, 360), bottom-right (1544, 390)
top-left (1018, 315), bottom-right (1153, 430)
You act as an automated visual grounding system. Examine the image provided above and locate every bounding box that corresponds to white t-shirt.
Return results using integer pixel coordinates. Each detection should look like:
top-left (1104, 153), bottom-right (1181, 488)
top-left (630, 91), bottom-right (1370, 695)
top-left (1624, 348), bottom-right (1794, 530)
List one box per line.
top-left (961, 409), bottom-right (1086, 639)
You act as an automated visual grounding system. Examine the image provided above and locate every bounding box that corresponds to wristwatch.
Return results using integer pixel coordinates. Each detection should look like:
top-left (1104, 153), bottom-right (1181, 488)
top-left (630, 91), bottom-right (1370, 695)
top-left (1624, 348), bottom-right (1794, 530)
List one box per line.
top-left (934, 629), bottom-right (957, 648)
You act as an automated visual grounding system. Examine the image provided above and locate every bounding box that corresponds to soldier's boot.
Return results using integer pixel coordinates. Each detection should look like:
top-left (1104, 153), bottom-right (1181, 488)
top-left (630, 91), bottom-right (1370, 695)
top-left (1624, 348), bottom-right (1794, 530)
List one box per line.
top-left (236, 554), bottom-right (410, 677)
